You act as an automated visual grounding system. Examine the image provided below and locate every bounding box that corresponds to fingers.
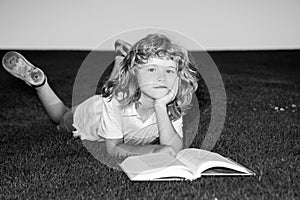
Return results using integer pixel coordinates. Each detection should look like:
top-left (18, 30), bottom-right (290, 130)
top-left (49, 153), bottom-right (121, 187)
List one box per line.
top-left (169, 148), bottom-right (176, 157)
top-left (172, 77), bottom-right (179, 94)
top-left (153, 145), bottom-right (176, 156)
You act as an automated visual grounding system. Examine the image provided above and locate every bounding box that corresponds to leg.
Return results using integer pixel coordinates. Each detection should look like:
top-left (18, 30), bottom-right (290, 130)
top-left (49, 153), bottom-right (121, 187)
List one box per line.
top-left (35, 82), bottom-right (70, 124)
top-left (37, 82), bottom-right (75, 133)
top-left (108, 56), bottom-right (123, 80)
top-left (108, 40), bottom-right (132, 80)
top-left (41, 39), bottom-right (131, 128)
top-left (2, 51), bottom-right (69, 124)
top-left (56, 108), bottom-right (75, 133)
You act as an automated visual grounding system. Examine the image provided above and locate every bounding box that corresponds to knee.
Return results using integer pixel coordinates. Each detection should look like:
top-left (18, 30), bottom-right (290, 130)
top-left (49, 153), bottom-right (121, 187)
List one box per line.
top-left (58, 110), bottom-right (75, 133)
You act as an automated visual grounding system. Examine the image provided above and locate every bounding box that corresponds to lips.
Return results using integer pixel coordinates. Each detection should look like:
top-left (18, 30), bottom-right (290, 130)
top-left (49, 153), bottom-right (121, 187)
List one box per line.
top-left (153, 85), bottom-right (168, 89)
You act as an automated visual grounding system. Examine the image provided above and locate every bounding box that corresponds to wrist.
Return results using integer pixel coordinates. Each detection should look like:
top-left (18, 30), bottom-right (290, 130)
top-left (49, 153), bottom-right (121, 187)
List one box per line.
top-left (154, 102), bottom-right (167, 110)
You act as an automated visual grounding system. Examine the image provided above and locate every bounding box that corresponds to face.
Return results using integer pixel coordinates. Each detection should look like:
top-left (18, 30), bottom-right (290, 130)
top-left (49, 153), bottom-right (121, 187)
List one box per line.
top-left (136, 57), bottom-right (178, 102)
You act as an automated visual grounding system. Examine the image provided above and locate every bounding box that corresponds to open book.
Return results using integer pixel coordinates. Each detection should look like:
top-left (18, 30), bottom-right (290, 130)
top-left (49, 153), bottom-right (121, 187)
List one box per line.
top-left (119, 148), bottom-right (255, 181)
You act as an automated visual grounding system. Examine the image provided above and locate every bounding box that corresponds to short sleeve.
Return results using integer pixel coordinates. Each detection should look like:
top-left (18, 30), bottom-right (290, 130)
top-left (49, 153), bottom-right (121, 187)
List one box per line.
top-left (72, 96), bottom-right (123, 141)
top-left (98, 98), bottom-right (123, 139)
top-left (171, 116), bottom-right (183, 137)
top-left (72, 96), bottom-right (105, 141)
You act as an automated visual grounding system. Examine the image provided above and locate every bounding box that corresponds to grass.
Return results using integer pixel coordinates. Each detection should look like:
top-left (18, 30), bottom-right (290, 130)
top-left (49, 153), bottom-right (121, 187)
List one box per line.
top-left (0, 50), bottom-right (299, 199)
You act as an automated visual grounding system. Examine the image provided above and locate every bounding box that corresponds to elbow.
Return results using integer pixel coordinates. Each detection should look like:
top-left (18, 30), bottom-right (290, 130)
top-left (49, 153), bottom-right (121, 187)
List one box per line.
top-left (174, 142), bottom-right (184, 154)
top-left (172, 136), bottom-right (184, 153)
top-left (106, 145), bottom-right (114, 157)
top-left (105, 138), bottom-right (123, 159)
top-left (106, 143), bottom-right (116, 158)
top-left (106, 144), bottom-right (123, 160)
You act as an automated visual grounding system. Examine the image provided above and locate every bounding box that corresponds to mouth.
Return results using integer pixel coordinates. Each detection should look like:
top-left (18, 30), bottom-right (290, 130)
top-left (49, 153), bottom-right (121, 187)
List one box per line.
top-left (153, 85), bottom-right (168, 89)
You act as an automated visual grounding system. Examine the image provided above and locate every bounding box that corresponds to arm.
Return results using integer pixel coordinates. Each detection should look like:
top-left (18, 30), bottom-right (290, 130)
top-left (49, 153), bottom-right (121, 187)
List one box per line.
top-left (154, 104), bottom-right (183, 153)
top-left (154, 77), bottom-right (183, 153)
top-left (106, 138), bottom-right (176, 160)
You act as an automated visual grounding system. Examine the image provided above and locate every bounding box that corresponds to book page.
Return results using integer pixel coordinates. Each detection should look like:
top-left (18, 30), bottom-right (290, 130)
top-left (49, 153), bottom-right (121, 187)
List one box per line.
top-left (120, 153), bottom-right (194, 180)
top-left (201, 167), bottom-right (254, 176)
top-left (176, 148), bottom-right (253, 177)
top-left (176, 148), bottom-right (209, 175)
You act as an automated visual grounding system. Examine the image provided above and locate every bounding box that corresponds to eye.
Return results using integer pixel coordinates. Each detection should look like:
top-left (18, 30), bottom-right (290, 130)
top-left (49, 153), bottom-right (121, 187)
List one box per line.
top-left (147, 67), bottom-right (156, 72)
top-left (166, 69), bottom-right (176, 74)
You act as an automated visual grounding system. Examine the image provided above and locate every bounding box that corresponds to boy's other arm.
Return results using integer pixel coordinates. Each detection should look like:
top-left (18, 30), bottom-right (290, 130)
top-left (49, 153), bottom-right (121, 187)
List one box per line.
top-left (105, 138), bottom-right (176, 160)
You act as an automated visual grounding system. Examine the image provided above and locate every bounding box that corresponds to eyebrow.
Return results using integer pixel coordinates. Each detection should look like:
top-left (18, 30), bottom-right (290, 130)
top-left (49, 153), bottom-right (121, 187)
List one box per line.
top-left (144, 64), bottom-right (177, 69)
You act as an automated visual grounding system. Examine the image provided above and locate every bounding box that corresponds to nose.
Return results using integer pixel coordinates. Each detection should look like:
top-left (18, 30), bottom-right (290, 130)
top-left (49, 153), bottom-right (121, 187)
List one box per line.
top-left (157, 71), bottom-right (166, 82)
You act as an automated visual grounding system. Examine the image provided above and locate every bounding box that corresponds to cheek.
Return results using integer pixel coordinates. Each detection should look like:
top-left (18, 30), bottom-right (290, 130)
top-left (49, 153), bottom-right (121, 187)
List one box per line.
top-left (138, 76), bottom-right (152, 89)
top-left (136, 72), bottom-right (143, 85)
top-left (140, 75), bottom-right (153, 84)
top-left (168, 75), bottom-right (177, 84)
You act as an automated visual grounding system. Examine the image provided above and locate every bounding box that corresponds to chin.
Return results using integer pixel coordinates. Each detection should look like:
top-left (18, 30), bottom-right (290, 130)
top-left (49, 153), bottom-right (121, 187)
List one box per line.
top-left (152, 93), bottom-right (169, 100)
top-left (141, 90), bottom-right (168, 100)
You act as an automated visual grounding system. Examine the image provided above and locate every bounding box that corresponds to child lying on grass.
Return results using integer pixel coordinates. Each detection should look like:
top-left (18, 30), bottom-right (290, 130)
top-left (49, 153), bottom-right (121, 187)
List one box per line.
top-left (2, 33), bottom-right (199, 161)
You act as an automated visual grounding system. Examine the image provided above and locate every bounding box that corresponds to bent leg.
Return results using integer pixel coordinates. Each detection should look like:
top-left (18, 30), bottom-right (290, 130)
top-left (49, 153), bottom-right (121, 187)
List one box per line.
top-left (57, 109), bottom-right (76, 133)
top-left (2, 51), bottom-right (69, 125)
top-left (108, 40), bottom-right (132, 80)
top-left (36, 81), bottom-right (70, 124)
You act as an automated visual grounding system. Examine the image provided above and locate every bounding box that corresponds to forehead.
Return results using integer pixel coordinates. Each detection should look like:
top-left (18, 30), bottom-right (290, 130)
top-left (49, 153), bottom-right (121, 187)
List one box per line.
top-left (143, 57), bottom-right (177, 68)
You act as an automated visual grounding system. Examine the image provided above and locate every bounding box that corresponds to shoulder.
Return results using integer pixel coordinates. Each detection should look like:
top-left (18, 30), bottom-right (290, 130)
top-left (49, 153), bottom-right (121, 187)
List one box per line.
top-left (100, 95), bottom-right (124, 115)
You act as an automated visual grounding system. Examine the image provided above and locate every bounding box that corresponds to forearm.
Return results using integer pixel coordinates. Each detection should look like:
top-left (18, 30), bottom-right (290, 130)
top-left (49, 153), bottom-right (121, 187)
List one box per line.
top-left (154, 104), bottom-right (183, 153)
top-left (112, 143), bottom-right (162, 160)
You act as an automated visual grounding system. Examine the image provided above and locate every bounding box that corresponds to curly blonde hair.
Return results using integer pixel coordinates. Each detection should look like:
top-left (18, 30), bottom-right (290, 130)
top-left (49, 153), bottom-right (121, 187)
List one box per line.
top-left (102, 33), bottom-right (199, 120)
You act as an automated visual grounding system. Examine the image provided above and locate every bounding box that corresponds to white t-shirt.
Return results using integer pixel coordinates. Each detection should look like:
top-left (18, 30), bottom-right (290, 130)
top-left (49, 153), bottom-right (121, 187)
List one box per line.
top-left (72, 95), bottom-right (183, 145)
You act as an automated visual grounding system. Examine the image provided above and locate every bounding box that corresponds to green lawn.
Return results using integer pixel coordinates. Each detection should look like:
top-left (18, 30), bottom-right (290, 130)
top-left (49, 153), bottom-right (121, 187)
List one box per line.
top-left (0, 50), bottom-right (299, 199)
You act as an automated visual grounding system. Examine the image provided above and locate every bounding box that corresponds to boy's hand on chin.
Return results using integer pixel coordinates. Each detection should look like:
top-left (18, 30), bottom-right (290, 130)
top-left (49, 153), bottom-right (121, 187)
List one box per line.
top-left (152, 145), bottom-right (176, 157)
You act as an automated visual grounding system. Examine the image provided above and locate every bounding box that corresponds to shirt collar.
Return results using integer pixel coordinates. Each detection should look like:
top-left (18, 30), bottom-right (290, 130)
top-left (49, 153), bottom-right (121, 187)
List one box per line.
top-left (121, 103), bottom-right (157, 125)
top-left (121, 103), bottom-right (139, 116)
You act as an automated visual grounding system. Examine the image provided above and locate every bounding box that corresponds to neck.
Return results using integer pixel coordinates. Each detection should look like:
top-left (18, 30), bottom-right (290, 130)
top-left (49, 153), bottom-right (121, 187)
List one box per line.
top-left (136, 94), bottom-right (155, 114)
top-left (138, 93), bottom-right (154, 108)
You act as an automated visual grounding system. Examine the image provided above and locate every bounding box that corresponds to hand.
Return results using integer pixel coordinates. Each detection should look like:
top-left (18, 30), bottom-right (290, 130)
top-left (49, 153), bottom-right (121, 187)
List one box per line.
top-left (153, 145), bottom-right (176, 157)
top-left (154, 77), bottom-right (179, 107)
